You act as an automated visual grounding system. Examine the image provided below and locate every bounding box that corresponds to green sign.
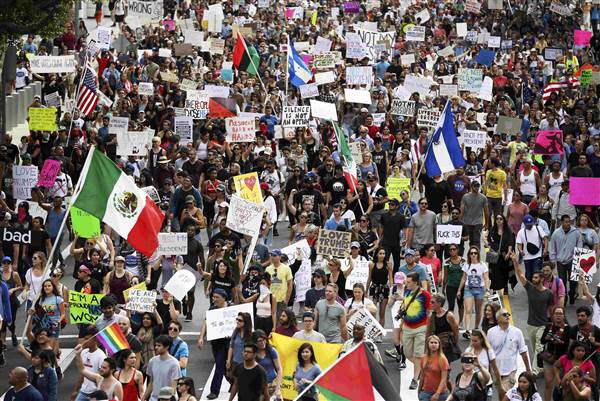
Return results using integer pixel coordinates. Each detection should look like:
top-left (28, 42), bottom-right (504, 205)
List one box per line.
top-left (68, 291), bottom-right (104, 324)
top-left (70, 206), bottom-right (101, 238)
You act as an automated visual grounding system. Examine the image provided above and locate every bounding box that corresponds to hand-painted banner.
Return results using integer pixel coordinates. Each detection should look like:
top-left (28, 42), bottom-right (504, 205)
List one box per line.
top-left (37, 159), bottom-right (61, 188)
top-left (232, 172), bottom-right (263, 204)
top-left (533, 130), bottom-right (564, 155)
top-left (68, 291), bottom-right (104, 324)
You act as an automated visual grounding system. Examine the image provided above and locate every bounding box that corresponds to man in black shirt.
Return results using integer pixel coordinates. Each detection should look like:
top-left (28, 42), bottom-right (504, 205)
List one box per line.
top-left (181, 221), bottom-right (205, 321)
top-left (326, 165), bottom-right (349, 207)
top-left (378, 199), bottom-right (406, 272)
top-left (229, 343), bottom-right (269, 401)
top-left (293, 176), bottom-right (327, 221)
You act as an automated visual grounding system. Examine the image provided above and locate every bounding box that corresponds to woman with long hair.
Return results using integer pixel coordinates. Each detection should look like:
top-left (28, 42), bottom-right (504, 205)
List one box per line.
top-left (136, 310), bottom-right (163, 372)
top-left (417, 335), bottom-right (450, 401)
top-left (530, 184), bottom-right (553, 227)
top-left (254, 329), bottom-right (283, 399)
top-left (481, 303), bottom-right (501, 334)
top-left (353, 214), bottom-right (379, 258)
top-left (577, 214), bottom-right (600, 259)
top-left (176, 377), bottom-right (198, 401)
top-left (553, 341), bottom-right (596, 392)
top-left (23, 251), bottom-right (49, 310)
top-left (540, 306), bottom-right (570, 401)
top-left (464, 329), bottom-right (504, 399)
top-left (443, 245), bottom-right (465, 328)
top-left (557, 367), bottom-right (592, 401)
top-left (506, 190), bottom-right (529, 235)
top-left (344, 282), bottom-right (376, 318)
top-left (487, 215), bottom-right (515, 294)
top-left (200, 259), bottom-right (239, 304)
top-left (457, 246), bottom-right (489, 339)
top-left (501, 371), bottom-right (542, 401)
top-left (446, 351), bottom-right (491, 401)
top-left (226, 312), bottom-right (253, 375)
top-left (251, 273), bottom-right (276, 335)
top-left (347, 180), bottom-right (373, 221)
top-left (0, 255), bottom-right (22, 347)
top-left (30, 279), bottom-right (64, 353)
top-left (116, 349), bottom-right (144, 401)
top-left (293, 343), bottom-right (322, 401)
top-left (367, 248), bottom-right (393, 329)
top-left (327, 258), bottom-right (353, 301)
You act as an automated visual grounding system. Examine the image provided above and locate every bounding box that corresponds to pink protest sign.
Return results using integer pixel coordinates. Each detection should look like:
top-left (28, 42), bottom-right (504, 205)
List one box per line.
top-left (37, 159), bottom-right (61, 188)
top-left (574, 30), bottom-right (592, 46)
top-left (301, 55), bottom-right (313, 64)
top-left (533, 130), bottom-right (564, 155)
top-left (285, 8), bottom-right (295, 18)
top-left (162, 19), bottom-right (175, 31)
top-left (343, 1), bottom-right (360, 13)
top-left (569, 177), bottom-right (600, 206)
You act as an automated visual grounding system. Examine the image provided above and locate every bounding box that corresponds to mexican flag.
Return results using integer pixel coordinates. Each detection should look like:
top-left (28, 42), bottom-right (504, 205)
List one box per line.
top-left (297, 342), bottom-right (401, 401)
top-left (232, 33), bottom-right (260, 76)
top-left (333, 122), bottom-right (359, 192)
top-left (72, 148), bottom-right (164, 257)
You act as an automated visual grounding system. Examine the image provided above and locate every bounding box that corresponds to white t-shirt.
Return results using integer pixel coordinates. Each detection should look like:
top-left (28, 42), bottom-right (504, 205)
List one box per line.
top-left (462, 262), bottom-right (488, 289)
top-left (516, 226), bottom-right (545, 260)
top-left (464, 345), bottom-right (496, 385)
top-left (80, 348), bottom-right (107, 393)
top-left (344, 296), bottom-right (375, 312)
top-left (505, 387), bottom-right (542, 401)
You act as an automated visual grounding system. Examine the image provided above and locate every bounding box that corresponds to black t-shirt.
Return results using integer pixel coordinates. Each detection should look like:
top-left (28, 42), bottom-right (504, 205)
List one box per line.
top-left (569, 323), bottom-right (600, 358)
top-left (293, 188), bottom-right (325, 216)
top-left (368, 186), bottom-right (388, 212)
top-left (371, 149), bottom-right (387, 181)
top-left (380, 212), bottom-right (406, 247)
top-left (74, 278), bottom-right (102, 294)
top-left (156, 299), bottom-right (182, 334)
top-left (326, 176), bottom-right (348, 206)
top-left (233, 363), bottom-right (267, 401)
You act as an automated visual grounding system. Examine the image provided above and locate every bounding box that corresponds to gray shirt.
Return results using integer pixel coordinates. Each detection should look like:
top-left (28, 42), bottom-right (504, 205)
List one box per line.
top-left (524, 281), bottom-right (554, 326)
top-left (315, 300), bottom-right (345, 343)
top-left (461, 192), bottom-right (487, 225)
top-left (293, 329), bottom-right (327, 343)
top-left (146, 354), bottom-right (181, 401)
top-left (409, 210), bottom-right (436, 247)
top-left (549, 226), bottom-right (582, 264)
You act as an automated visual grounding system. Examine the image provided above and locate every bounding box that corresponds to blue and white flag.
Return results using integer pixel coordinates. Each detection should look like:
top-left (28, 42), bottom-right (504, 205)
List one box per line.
top-left (424, 102), bottom-right (465, 177)
top-left (287, 39), bottom-right (312, 87)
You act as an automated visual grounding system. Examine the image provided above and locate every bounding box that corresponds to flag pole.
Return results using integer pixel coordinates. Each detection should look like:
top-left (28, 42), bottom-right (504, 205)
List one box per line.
top-left (240, 35), bottom-right (272, 109)
top-left (19, 146), bottom-right (96, 346)
top-left (66, 54), bottom-right (89, 145)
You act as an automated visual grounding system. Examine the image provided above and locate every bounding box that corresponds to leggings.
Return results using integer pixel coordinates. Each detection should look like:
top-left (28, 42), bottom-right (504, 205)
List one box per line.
top-left (0, 300), bottom-right (18, 335)
top-left (182, 288), bottom-right (195, 316)
top-left (445, 285), bottom-right (464, 313)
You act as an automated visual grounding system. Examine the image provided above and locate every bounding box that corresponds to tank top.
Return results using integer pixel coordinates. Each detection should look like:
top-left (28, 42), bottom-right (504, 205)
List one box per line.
top-left (196, 141), bottom-right (208, 160)
top-left (117, 370), bottom-right (139, 401)
top-left (109, 271), bottom-right (131, 305)
top-left (371, 263), bottom-right (388, 285)
top-left (256, 293), bottom-right (272, 318)
top-left (519, 170), bottom-right (537, 197)
top-left (1, 269), bottom-right (16, 290)
top-left (104, 380), bottom-right (119, 399)
top-left (433, 310), bottom-right (452, 336)
top-left (548, 172), bottom-right (564, 202)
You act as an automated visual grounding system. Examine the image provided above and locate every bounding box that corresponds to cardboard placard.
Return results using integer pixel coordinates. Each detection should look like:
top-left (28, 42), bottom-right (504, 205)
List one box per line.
top-left (157, 232), bottom-right (188, 255)
top-left (206, 303), bottom-right (254, 341)
top-left (184, 90), bottom-right (210, 119)
top-left (317, 229), bottom-right (352, 258)
top-left (68, 291), bottom-right (104, 324)
top-left (37, 159), bottom-right (61, 188)
top-left (390, 99), bottom-right (416, 116)
top-left (225, 194), bottom-right (265, 236)
top-left (163, 269), bottom-right (196, 301)
top-left (29, 56), bottom-right (77, 74)
top-left (225, 117), bottom-right (256, 142)
top-left (13, 165), bottom-right (38, 199)
top-left (462, 130), bottom-right (487, 149)
top-left (125, 289), bottom-right (156, 313)
top-left (436, 224), bottom-right (463, 244)
top-left (281, 106), bottom-right (311, 128)
top-left (346, 66), bottom-right (373, 85)
top-left (417, 108), bottom-right (441, 129)
top-left (28, 107), bottom-right (57, 131)
top-left (570, 248), bottom-right (596, 283)
top-left (533, 130), bottom-right (564, 155)
top-left (174, 116), bottom-right (193, 145)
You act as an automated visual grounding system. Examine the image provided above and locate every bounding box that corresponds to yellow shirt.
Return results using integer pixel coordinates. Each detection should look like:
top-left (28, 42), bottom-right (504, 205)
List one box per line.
top-left (507, 141), bottom-right (527, 165)
top-left (265, 263), bottom-right (292, 302)
top-left (485, 169), bottom-right (506, 199)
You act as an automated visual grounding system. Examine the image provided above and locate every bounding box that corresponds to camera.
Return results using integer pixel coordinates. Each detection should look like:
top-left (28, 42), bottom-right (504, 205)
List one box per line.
top-left (395, 308), bottom-right (406, 321)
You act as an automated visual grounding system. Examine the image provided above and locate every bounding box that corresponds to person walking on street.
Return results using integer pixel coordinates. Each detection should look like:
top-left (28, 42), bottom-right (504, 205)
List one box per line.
top-left (315, 284), bottom-right (348, 344)
top-left (516, 214), bottom-right (548, 281)
top-left (460, 181), bottom-right (489, 250)
top-left (228, 343), bottom-right (269, 401)
top-left (549, 214), bottom-right (582, 304)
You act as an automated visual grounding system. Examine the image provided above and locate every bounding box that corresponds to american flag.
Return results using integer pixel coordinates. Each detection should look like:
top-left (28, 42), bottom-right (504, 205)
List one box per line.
top-left (77, 63), bottom-right (99, 117)
top-left (542, 78), bottom-right (580, 103)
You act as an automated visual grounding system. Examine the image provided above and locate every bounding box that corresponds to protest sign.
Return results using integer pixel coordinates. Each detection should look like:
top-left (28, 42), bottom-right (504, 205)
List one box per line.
top-left (29, 56), bottom-right (77, 74)
top-left (68, 291), bottom-right (104, 324)
top-left (574, 30), bottom-right (592, 46)
top-left (400, 53), bottom-right (416, 66)
top-left (138, 82), bottom-right (154, 96)
top-left (160, 70), bottom-right (178, 83)
top-left (281, 106), bottom-right (311, 128)
top-left (281, 240), bottom-right (312, 302)
top-left (158, 48), bottom-right (171, 58)
top-left (465, 0), bottom-right (481, 13)
top-left (533, 130), bottom-right (564, 155)
top-left (345, 260), bottom-right (369, 291)
top-left (44, 92), bottom-right (60, 108)
top-left (13, 165), bottom-right (38, 199)
top-left (313, 52), bottom-right (337, 70)
top-left (173, 116), bottom-right (193, 145)
top-left (456, 23), bottom-right (468, 37)
top-left (271, 333), bottom-right (342, 401)
top-left (544, 48), bottom-right (564, 61)
top-left (417, 108), bottom-right (441, 129)
top-left (436, 225), bottom-right (463, 244)
top-left (478, 76), bottom-right (494, 101)
top-left (405, 26), bottom-right (426, 41)
top-left (70, 206), bottom-right (101, 238)
top-left (205, 85), bottom-right (230, 98)
top-left (501, 40), bottom-right (513, 50)
top-left (209, 38), bottom-right (225, 54)
top-left (476, 49), bottom-right (495, 67)
top-left (345, 66), bottom-right (372, 85)
top-left (550, 2), bottom-right (572, 16)
top-left (117, 131), bottom-right (151, 156)
top-left (299, 83), bottom-right (319, 99)
top-left (314, 36), bottom-right (332, 54)
top-left (439, 84), bottom-right (458, 97)
top-left (309, 100), bottom-right (337, 121)
top-left (487, 36), bottom-right (501, 48)
top-left (173, 43), bottom-right (194, 56)
top-left (182, 28), bottom-right (203, 45)
top-left (497, 116), bottom-right (523, 135)
top-left (226, 195), bottom-right (265, 236)
top-left (390, 99), bottom-right (416, 117)
top-left (37, 159), bottom-right (61, 188)
top-left (404, 75), bottom-right (434, 97)
top-left (488, 0), bottom-right (502, 9)
top-left (466, 31), bottom-right (478, 42)
top-left (346, 32), bottom-right (369, 59)
top-left (372, 113), bottom-right (386, 127)
top-left (570, 248), bottom-right (596, 284)
top-left (97, 26), bottom-right (112, 50)
top-left (28, 107), bottom-right (57, 131)
top-left (569, 177), bottom-right (600, 206)
top-left (157, 232), bottom-right (188, 256)
top-left (164, 269), bottom-right (196, 301)
top-left (180, 78), bottom-right (197, 92)
top-left (233, 172), bottom-right (263, 204)
top-left (108, 116), bottom-right (128, 135)
top-left (128, 0), bottom-right (163, 21)
top-left (458, 68), bottom-right (483, 92)
top-left (343, 1), bottom-right (360, 12)
top-left (225, 117), bottom-right (256, 142)
top-left (317, 229), bottom-right (352, 258)
top-left (206, 303), bottom-right (254, 341)
top-left (314, 71), bottom-right (336, 85)
top-left (581, 69), bottom-right (593, 88)
top-left (415, 9), bottom-right (430, 23)
top-left (355, 29), bottom-right (395, 59)
top-left (462, 130), bottom-right (487, 149)
top-left (125, 289), bottom-right (156, 313)
top-left (386, 177), bottom-right (411, 205)
top-left (349, 141), bottom-right (364, 164)
top-left (123, 282), bottom-right (147, 302)
top-left (184, 90), bottom-right (210, 119)
top-left (346, 308), bottom-right (386, 340)
top-left (344, 89), bottom-right (371, 104)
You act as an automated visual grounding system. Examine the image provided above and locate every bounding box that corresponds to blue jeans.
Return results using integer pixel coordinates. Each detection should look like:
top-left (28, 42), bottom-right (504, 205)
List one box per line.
top-left (75, 392), bottom-right (91, 401)
top-left (419, 391), bottom-right (449, 401)
top-left (524, 257), bottom-right (543, 281)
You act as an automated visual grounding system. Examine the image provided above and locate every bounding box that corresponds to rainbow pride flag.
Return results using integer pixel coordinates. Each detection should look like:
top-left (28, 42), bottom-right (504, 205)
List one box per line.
top-left (96, 322), bottom-right (129, 356)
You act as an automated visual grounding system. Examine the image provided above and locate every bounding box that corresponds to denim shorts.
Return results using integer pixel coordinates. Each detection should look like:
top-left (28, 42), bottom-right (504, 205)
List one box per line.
top-left (464, 286), bottom-right (485, 299)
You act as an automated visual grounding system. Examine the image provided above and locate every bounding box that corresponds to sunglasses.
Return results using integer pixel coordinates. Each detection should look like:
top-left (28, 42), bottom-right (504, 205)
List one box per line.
top-left (449, 248), bottom-right (458, 251)
top-left (236, 318), bottom-right (243, 322)
top-left (469, 252), bottom-right (479, 255)
top-left (168, 327), bottom-right (179, 331)
top-left (502, 312), bottom-right (511, 317)
top-left (419, 202), bottom-right (428, 205)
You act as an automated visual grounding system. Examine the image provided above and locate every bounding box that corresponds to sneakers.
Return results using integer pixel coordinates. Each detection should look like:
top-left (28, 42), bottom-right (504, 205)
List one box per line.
top-left (409, 379), bottom-right (418, 390)
top-left (185, 314), bottom-right (193, 322)
top-left (206, 394), bottom-right (218, 400)
top-left (374, 335), bottom-right (383, 343)
top-left (385, 348), bottom-right (399, 361)
top-left (462, 330), bottom-right (471, 340)
top-left (398, 361), bottom-right (406, 370)
top-left (11, 334), bottom-right (17, 347)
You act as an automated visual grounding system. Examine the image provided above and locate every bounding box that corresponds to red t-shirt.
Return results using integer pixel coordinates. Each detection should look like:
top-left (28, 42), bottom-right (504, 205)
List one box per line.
top-left (420, 354), bottom-right (450, 393)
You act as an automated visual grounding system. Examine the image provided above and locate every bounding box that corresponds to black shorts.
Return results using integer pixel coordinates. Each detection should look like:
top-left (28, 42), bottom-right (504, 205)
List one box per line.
top-left (108, 1), bottom-right (115, 11)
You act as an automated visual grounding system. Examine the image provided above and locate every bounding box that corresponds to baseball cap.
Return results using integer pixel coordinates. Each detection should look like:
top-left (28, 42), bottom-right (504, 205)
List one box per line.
top-left (523, 214), bottom-right (535, 225)
top-left (185, 195), bottom-right (195, 204)
top-left (350, 241), bottom-right (360, 249)
top-left (389, 198), bottom-right (400, 206)
top-left (394, 271), bottom-right (406, 284)
top-left (405, 248), bottom-right (416, 257)
top-left (2, 256), bottom-right (11, 263)
top-left (218, 201), bottom-right (229, 208)
top-left (312, 268), bottom-right (326, 278)
top-left (212, 288), bottom-right (228, 299)
top-left (78, 265), bottom-right (91, 274)
top-left (158, 387), bottom-right (175, 399)
top-left (114, 256), bottom-right (125, 263)
top-left (270, 249), bottom-right (282, 257)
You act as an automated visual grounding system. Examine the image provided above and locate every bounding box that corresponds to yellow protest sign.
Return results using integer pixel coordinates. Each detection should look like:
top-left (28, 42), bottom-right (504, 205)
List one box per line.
top-left (28, 107), bottom-right (57, 131)
top-left (123, 281), bottom-right (148, 302)
top-left (233, 172), bottom-right (263, 204)
top-left (68, 291), bottom-right (104, 324)
top-left (385, 177), bottom-right (411, 209)
top-left (270, 333), bottom-right (342, 401)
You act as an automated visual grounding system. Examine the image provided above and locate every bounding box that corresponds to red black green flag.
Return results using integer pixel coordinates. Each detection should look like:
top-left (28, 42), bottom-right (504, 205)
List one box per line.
top-left (232, 33), bottom-right (260, 76)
